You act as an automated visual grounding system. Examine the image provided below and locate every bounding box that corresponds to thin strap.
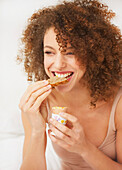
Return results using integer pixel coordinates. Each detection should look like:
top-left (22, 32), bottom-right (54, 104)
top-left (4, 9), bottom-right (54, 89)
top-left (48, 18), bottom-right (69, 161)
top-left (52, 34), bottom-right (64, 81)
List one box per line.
top-left (98, 87), bottom-right (122, 149)
top-left (109, 87), bottom-right (122, 131)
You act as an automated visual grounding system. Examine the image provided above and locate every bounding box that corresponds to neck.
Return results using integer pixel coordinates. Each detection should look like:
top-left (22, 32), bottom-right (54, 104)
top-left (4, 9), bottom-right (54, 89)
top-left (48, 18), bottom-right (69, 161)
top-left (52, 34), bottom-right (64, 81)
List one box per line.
top-left (53, 84), bottom-right (92, 108)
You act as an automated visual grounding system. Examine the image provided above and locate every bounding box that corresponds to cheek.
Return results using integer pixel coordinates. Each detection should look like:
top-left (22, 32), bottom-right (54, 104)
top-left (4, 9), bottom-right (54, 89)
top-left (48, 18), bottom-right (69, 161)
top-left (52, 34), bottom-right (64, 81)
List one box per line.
top-left (74, 62), bottom-right (86, 78)
top-left (75, 60), bottom-right (86, 73)
top-left (44, 57), bottom-right (52, 69)
top-left (67, 57), bottom-right (77, 67)
top-left (44, 57), bottom-right (47, 69)
top-left (78, 67), bottom-right (86, 79)
top-left (44, 57), bottom-right (50, 76)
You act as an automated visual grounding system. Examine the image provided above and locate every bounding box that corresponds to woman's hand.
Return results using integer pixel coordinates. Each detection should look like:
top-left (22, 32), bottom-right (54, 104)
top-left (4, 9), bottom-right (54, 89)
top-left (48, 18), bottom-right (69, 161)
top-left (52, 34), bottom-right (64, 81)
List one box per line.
top-left (19, 80), bottom-right (52, 134)
top-left (48, 112), bottom-right (87, 155)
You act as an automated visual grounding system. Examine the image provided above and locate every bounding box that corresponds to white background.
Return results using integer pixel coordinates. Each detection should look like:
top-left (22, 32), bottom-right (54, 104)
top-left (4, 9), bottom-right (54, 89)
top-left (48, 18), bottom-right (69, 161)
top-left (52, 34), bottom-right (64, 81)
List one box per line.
top-left (0, 0), bottom-right (122, 170)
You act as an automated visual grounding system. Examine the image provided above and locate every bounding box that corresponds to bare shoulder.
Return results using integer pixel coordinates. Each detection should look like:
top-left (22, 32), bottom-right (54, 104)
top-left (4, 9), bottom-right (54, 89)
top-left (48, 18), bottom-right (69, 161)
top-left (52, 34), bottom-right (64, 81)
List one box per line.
top-left (115, 92), bottom-right (122, 163)
top-left (115, 94), bottom-right (122, 130)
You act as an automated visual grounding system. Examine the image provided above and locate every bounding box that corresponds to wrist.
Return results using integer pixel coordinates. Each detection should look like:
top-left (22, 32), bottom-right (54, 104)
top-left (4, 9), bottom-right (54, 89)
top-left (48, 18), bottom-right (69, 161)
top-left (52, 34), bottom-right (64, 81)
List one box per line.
top-left (31, 128), bottom-right (46, 138)
top-left (79, 139), bottom-right (93, 158)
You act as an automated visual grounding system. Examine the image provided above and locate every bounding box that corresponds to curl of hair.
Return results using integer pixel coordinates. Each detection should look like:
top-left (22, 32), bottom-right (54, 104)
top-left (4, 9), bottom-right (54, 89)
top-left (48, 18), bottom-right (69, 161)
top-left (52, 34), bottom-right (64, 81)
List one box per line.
top-left (17, 0), bottom-right (122, 105)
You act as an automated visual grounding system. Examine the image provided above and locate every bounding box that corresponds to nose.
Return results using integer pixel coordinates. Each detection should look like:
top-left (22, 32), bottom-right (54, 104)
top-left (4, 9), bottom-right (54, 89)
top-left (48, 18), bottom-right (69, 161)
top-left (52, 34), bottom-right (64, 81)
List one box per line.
top-left (54, 53), bottom-right (66, 69)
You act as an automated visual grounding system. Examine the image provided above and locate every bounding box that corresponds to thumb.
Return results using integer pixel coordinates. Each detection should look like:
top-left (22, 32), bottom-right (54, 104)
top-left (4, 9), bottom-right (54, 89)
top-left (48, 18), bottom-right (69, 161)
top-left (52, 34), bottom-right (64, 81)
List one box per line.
top-left (39, 99), bottom-right (48, 122)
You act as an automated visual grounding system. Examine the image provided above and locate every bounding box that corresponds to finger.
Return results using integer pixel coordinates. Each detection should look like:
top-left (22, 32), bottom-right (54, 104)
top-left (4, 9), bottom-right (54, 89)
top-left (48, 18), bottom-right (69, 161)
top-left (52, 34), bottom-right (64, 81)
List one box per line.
top-left (23, 80), bottom-right (49, 103)
top-left (58, 112), bottom-right (81, 129)
top-left (48, 129), bottom-right (71, 147)
top-left (31, 88), bottom-right (52, 109)
top-left (40, 99), bottom-right (48, 121)
top-left (19, 80), bottom-right (49, 108)
top-left (59, 112), bottom-right (78, 124)
top-left (49, 118), bottom-right (73, 137)
top-left (26, 84), bottom-right (52, 108)
top-left (49, 124), bottom-right (71, 143)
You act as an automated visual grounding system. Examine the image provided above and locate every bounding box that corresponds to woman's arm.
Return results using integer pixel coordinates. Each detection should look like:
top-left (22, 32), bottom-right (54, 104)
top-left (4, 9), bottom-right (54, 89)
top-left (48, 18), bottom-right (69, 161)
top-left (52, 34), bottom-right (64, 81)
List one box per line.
top-left (49, 96), bottom-right (122, 170)
top-left (19, 80), bottom-right (52, 170)
top-left (20, 112), bottom-right (47, 170)
top-left (80, 135), bottom-right (122, 170)
top-left (80, 96), bottom-right (122, 170)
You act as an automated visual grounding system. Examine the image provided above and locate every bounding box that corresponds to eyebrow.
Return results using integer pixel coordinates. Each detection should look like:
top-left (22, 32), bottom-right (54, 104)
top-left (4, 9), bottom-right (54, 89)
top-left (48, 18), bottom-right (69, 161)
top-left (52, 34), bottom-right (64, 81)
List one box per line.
top-left (44, 46), bottom-right (54, 50)
top-left (44, 45), bottom-right (73, 50)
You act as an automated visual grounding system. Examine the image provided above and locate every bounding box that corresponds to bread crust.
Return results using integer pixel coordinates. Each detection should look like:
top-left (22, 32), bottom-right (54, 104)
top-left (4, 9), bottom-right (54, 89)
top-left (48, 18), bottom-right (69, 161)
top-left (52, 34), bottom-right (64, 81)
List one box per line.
top-left (48, 76), bottom-right (68, 87)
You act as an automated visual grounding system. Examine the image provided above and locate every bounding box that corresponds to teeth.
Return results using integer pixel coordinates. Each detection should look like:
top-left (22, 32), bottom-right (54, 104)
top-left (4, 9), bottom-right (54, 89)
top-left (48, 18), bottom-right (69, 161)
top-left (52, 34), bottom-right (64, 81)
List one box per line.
top-left (55, 72), bottom-right (71, 78)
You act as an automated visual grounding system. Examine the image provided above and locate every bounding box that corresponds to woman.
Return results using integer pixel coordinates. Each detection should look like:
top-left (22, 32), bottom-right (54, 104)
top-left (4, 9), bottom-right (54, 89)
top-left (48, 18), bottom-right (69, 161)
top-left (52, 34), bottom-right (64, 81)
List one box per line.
top-left (18, 0), bottom-right (122, 169)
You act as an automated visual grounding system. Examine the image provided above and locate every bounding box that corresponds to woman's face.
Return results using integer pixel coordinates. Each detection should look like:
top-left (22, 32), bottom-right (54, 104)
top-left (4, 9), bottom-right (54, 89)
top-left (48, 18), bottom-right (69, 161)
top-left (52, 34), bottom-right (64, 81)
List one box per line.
top-left (44, 27), bottom-right (86, 92)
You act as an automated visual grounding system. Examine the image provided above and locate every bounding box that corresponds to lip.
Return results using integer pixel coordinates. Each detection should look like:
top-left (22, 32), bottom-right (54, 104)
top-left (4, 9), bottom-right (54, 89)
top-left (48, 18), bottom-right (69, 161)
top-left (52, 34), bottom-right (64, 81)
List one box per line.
top-left (51, 71), bottom-right (74, 78)
top-left (52, 71), bottom-right (73, 74)
top-left (67, 76), bottom-right (72, 82)
top-left (51, 71), bottom-right (74, 83)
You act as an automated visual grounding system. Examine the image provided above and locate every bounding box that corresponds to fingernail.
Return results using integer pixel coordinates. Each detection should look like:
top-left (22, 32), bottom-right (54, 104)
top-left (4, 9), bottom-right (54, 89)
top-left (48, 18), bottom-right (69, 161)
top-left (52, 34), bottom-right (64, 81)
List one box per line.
top-left (47, 85), bottom-right (52, 88)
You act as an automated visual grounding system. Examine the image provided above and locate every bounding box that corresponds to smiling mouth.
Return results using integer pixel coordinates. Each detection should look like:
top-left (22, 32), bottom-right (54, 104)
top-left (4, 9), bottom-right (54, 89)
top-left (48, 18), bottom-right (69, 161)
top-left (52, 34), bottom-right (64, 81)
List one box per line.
top-left (52, 72), bottom-right (74, 79)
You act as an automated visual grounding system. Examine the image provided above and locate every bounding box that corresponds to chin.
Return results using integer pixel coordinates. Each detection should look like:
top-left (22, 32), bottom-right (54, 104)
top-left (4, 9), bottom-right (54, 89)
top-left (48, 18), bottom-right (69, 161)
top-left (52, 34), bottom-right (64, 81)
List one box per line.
top-left (55, 83), bottom-right (75, 93)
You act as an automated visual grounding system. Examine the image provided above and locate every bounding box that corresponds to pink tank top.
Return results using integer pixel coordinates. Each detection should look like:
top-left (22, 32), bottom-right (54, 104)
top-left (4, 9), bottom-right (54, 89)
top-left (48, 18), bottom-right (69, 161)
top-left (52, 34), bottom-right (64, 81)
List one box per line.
top-left (47, 87), bottom-right (122, 170)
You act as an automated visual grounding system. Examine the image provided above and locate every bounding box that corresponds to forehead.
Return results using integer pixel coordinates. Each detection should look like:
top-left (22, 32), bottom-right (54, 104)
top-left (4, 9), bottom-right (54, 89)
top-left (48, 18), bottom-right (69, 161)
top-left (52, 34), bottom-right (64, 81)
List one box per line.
top-left (44, 27), bottom-right (56, 43)
top-left (44, 27), bottom-right (72, 50)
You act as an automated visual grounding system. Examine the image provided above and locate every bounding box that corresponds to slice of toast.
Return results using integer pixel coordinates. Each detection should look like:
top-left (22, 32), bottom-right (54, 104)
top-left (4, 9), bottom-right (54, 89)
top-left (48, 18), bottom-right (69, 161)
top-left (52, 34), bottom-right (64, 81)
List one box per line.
top-left (48, 76), bottom-right (68, 87)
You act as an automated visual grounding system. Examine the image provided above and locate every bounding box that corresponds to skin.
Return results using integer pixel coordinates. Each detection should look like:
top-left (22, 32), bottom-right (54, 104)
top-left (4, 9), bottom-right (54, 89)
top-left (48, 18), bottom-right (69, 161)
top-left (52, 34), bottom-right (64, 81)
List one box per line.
top-left (19, 27), bottom-right (122, 170)
top-left (44, 27), bottom-right (86, 94)
top-left (44, 27), bottom-right (122, 169)
top-left (43, 27), bottom-right (112, 146)
top-left (19, 80), bottom-right (52, 133)
top-left (19, 80), bottom-right (52, 170)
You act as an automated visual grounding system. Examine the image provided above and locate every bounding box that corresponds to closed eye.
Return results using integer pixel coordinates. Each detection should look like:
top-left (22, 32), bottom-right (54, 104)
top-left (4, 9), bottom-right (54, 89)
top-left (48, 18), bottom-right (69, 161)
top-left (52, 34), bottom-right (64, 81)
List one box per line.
top-left (44, 51), bottom-right (54, 55)
top-left (66, 52), bottom-right (74, 55)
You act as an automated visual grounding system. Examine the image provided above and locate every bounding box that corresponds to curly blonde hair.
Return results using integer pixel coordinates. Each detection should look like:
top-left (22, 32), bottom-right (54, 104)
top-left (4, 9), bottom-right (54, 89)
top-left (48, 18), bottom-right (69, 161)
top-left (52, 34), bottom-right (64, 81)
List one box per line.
top-left (17, 0), bottom-right (122, 105)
